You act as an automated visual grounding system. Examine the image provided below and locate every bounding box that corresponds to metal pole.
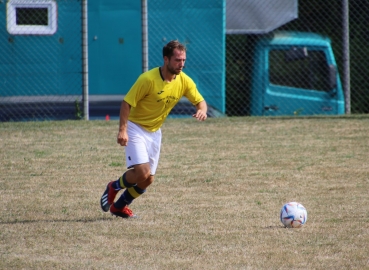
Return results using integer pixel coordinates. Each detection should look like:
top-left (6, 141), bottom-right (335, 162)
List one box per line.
top-left (342, 0), bottom-right (350, 114)
top-left (142, 0), bottom-right (149, 73)
top-left (82, 0), bottom-right (89, 120)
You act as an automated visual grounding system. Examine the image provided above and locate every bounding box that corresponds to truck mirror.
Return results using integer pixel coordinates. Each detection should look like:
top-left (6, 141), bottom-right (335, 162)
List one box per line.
top-left (328, 64), bottom-right (337, 90)
top-left (285, 47), bottom-right (308, 62)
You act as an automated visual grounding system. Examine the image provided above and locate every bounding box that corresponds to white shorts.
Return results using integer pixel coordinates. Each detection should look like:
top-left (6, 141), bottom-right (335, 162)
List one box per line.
top-left (125, 121), bottom-right (162, 175)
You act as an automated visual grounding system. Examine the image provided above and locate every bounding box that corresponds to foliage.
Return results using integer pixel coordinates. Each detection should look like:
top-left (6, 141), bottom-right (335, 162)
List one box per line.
top-left (74, 99), bottom-right (83, 120)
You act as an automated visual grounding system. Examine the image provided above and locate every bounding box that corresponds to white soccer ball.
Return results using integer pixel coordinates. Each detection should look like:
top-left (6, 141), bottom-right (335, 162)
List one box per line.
top-left (280, 202), bottom-right (308, 228)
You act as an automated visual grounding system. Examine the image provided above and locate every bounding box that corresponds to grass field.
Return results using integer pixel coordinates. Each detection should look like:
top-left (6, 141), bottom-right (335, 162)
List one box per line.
top-left (1, 116), bottom-right (369, 269)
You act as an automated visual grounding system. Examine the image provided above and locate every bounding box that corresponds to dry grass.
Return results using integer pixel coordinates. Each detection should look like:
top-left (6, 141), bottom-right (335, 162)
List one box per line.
top-left (1, 116), bottom-right (369, 269)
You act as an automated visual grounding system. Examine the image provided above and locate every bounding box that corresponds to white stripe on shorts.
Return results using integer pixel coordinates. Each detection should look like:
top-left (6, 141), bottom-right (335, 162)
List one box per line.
top-left (125, 121), bottom-right (162, 175)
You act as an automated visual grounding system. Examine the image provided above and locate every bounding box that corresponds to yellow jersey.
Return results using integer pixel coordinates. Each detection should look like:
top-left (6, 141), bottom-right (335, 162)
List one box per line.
top-left (124, 67), bottom-right (204, 132)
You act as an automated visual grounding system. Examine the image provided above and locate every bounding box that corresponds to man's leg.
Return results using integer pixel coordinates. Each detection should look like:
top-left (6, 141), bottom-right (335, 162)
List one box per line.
top-left (100, 163), bottom-right (151, 212)
top-left (110, 164), bottom-right (155, 218)
top-left (101, 121), bottom-right (161, 218)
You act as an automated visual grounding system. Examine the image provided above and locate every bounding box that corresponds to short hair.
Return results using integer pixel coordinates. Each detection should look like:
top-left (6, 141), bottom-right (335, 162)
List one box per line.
top-left (163, 40), bottom-right (186, 59)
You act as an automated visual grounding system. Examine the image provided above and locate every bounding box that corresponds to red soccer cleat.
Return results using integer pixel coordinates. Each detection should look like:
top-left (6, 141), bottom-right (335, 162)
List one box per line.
top-left (100, 181), bottom-right (119, 212)
top-left (110, 204), bottom-right (137, 218)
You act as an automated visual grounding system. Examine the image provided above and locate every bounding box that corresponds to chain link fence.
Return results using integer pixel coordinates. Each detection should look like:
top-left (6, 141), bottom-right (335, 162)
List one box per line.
top-left (0, 0), bottom-right (368, 121)
top-left (148, 0), bottom-right (226, 117)
top-left (225, 0), bottom-right (368, 116)
top-left (0, 0), bottom-right (82, 121)
top-left (149, 0), bottom-right (367, 117)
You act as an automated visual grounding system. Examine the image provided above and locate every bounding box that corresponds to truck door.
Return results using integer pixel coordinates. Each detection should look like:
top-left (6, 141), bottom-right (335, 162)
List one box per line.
top-left (88, 0), bottom-right (142, 95)
top-left (264, 47), bottom-right (342, 116)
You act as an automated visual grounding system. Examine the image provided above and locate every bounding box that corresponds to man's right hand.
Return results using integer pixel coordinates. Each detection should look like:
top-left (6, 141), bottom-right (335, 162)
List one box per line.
top-left (117, 130), bottom-right (129, 146)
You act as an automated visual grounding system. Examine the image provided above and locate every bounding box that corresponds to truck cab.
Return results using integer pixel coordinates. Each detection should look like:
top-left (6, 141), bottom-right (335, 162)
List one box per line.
top-left (250, 32), bottom-right (345, 116)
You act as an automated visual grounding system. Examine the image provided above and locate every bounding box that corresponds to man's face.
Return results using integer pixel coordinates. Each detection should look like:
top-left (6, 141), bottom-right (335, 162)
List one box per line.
top-left (166, 49), bottom-right (186, 75)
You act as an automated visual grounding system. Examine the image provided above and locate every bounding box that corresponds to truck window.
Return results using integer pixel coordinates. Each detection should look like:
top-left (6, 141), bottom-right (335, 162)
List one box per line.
top-left (16, 8), bottom-right (49, 26)
top-left (6, 0), bottom-right (57, 35)
top-left (269, 49), bottom-right (330, 91)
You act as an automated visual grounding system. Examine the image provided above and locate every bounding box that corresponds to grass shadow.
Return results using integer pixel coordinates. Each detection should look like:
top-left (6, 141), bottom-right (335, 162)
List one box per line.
top-left (0, 216), bottom-right (114, 225)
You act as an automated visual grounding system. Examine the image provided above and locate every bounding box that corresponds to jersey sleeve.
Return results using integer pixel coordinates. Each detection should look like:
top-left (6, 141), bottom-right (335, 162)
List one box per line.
top-left (124, 74), bottom-right (151, 107)
top-left (183, 76), bottom-right (204, 105)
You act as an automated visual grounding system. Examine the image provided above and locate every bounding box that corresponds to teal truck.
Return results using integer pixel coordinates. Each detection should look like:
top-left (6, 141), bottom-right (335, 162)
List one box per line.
top-left (174, 31), bottom-right (345, 118)
top-left (0, 1), bottom-right (344, 121)
top-left (249, 31), bottom-right (345, 116)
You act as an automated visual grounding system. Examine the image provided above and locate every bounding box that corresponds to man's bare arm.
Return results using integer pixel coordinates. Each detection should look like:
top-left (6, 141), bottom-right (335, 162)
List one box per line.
top-left (193, 100), bottom-right (208, 121)
top-left (117, 100), bottom-right (131, 146)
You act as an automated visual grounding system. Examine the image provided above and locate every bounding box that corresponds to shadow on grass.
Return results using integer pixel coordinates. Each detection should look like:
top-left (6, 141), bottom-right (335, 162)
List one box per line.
top-left (0, 216), bottom-right (114, 225)
top-left (264, 225), bottom-right (286, 229)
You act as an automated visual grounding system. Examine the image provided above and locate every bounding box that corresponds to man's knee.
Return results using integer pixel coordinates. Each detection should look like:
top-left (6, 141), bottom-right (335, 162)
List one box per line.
top-left (137, 175), bottom-right (154, 190)
top-left (130, 163), bottom-right (151, 182)
top-left (146, 175), bottom-right (154, 186)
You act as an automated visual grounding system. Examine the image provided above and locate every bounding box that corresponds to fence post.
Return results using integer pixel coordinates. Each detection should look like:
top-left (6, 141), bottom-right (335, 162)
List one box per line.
top-left (82, 0), bottom-right (89, 120)
top-left (342, 0), bottom-right (350, 114)
top-left (142, 0), bottom-right (149, 73)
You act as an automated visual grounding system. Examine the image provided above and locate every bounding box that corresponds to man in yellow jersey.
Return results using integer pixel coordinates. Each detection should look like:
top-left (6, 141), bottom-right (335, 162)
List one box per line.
top-left (100, 40), bottom-right (207, 218)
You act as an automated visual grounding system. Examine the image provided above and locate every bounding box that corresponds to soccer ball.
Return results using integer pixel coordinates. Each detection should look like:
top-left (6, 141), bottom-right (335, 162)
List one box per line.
top-left (280, 202), bottom-right (307, 228)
